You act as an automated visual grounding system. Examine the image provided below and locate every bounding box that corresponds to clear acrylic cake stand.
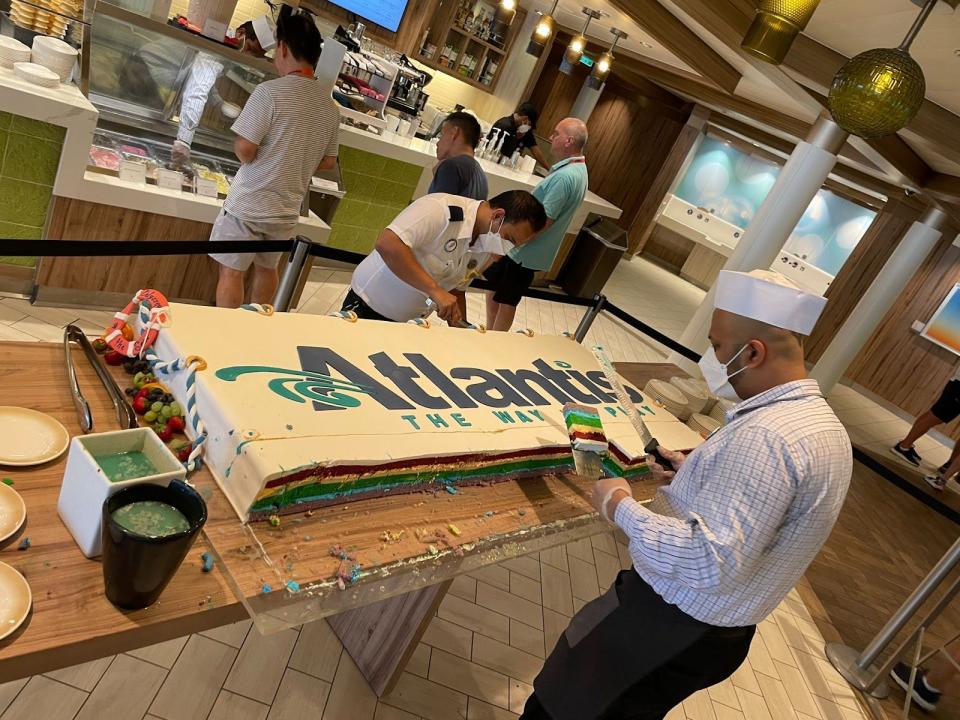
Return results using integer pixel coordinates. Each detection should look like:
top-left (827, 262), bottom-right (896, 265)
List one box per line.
top-left (197, 469), bottom-right (655, 635)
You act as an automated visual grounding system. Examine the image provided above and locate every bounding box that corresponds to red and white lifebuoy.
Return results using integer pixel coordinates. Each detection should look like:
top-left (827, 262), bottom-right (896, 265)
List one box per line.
top-left (104, 289), bottom-right (171, 358)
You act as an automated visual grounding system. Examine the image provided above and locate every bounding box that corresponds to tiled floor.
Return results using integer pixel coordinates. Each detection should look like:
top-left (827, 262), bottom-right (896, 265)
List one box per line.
top-left (0, 256), bottom-right (946, 719)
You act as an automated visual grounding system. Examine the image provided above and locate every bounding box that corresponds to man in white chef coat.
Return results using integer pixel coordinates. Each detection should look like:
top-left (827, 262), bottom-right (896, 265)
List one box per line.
top-left (521, 270), bottom-right (852, 720)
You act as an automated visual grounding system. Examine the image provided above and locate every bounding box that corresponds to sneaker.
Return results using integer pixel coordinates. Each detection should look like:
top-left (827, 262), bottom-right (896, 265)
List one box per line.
top-left (938, 462), bottom-right (950, 476)
top-left (925, 475), bottom-right (946, 492)
top-left (892, 444), bottom-right (922, 467)
top-left (890, 662), bottom-right (940, 712)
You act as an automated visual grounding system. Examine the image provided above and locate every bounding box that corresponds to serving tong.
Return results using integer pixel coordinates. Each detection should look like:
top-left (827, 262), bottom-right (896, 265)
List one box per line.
top-left (64, 324), bottom-right (138, 433)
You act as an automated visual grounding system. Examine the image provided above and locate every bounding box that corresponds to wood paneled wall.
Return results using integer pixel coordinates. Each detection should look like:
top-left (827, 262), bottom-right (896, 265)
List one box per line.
top-left (528, 36), bottom-right (692, 242)
top-left (842, 220), bottom-right (960, 438)
top-left (805, 198), bottom-right (920, 363)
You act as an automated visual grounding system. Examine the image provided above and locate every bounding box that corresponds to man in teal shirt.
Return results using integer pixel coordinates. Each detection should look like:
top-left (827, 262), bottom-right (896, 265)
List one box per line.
top-left (484, 117), bottom-right (589, 331)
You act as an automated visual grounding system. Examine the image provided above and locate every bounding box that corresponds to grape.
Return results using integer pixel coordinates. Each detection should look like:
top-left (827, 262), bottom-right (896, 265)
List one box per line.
top-left (169, 401), bottom-right (181, 415)
top-left (150, 401), bottom-right (164, 413)
top-left (144, 410), bottom-right (158, 423)
top-left (161, 405), bottom-right (173, 419)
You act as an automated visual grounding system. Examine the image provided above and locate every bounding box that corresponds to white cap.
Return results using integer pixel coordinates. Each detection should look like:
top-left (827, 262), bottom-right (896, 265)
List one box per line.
top-left (252, 15), bottom-right (277, 51)
top-left (714, 269), bottom-right (827, 335)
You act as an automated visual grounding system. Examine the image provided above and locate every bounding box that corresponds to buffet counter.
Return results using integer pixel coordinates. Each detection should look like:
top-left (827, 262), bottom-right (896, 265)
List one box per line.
top-left (333, 124), bottom-right (622, 278)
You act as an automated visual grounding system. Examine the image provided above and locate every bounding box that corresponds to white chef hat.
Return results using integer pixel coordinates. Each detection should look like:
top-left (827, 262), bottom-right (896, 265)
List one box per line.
top-left (714, 269), bottom-right (827, 335)
top-left (252, 15), bottom-right (277, 51)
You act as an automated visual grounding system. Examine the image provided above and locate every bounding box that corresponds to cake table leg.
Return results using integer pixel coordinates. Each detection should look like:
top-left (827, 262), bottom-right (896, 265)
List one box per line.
top-left (327, 579), bottom-right (453, 696)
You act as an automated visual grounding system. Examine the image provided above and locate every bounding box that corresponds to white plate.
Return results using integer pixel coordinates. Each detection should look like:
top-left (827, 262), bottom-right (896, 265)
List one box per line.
top-left (0, 407), bottom-right (69, 466)
top-left (0, 562), bottom-right (31, 640)
top-left (0, 483), bottom-right (26, 544)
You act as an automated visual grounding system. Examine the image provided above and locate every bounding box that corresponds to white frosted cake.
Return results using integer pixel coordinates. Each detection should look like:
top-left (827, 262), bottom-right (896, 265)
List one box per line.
top-left (153, 304), bottom-right (702, 521)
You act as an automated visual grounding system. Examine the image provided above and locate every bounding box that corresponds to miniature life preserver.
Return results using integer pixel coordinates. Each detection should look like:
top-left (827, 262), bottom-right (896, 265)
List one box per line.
top-left (104, 289), bottom-right (170, 358)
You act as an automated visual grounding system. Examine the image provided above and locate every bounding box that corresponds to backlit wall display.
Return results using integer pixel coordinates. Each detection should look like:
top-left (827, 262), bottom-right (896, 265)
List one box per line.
top-left (674, 138), bottom-right (877, 277)
top-left (922, 284), bottom-right (960, 357)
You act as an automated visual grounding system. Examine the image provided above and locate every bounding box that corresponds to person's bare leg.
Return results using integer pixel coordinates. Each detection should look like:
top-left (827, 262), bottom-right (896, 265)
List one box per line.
top-left (251, 264), bottom-right (279, 305)
top-left (923, 643), bottom-right (960, 692)
top-left (897, 411), bottom-right (942, 450)
top-left (485, 291), bottom-right (499, 329)
top-left (491, 303), bottom-right (518, 332)
top-left (216, 265), bottom-right (245, 308)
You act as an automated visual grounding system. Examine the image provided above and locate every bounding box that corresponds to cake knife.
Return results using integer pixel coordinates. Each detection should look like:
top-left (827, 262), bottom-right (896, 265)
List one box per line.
top-left (589, 345), bottom-right (672, 471)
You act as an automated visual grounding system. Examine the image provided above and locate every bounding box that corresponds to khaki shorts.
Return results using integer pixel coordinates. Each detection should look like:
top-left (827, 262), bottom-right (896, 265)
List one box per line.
top-left (208, 209), bottom-right (297, 272)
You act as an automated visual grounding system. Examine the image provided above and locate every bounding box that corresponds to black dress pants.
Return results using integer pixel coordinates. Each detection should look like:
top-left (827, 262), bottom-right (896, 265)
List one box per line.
top-left (522, 570), bottom-right (755, 720)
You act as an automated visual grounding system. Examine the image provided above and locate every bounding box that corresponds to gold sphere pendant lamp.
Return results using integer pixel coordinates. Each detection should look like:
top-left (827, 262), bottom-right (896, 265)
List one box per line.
top-left (741, 1), bottom-right (822, 65)
top-left (586, 27), bottom-right (627, 89)
top-left (827, 0), bottom-right (936, 139)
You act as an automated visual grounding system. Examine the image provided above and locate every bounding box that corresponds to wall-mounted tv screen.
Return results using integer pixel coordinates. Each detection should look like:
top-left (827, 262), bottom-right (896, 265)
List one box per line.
top-left (327, 0), bottom-right (410, 32)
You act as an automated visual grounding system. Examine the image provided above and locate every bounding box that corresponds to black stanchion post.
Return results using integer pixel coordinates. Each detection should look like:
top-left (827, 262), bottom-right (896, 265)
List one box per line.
top-left (273, 236), bottom-right (314, 312)
top-left (574, 294), bottom-right (607, 343)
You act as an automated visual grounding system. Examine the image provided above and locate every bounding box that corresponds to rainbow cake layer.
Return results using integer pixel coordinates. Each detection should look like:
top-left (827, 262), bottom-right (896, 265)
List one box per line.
top-left (152, 304), bottom-right (704, 521)
top-left (563, 403), bottom-right (609, 455)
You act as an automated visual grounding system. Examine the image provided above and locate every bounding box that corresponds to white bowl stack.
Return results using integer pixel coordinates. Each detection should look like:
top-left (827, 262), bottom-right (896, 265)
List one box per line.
top-left (31, 36), bottom-right (77, 82)
top-left (669, 376), bottom-right (714, 416)
top-left (13, 61), bottom-right (60, 88)
top-left (687, 413), bottom-right (722, 439)
top-left (708, 398), bottom-right (737, 426)
top-left (642, 378), bottom-right (691, 420)
top-left (0, 37), bottom-right (31, 69)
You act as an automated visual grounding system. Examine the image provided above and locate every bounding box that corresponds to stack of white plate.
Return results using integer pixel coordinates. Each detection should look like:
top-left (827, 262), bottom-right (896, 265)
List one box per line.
top-left (687, 413), bottom-right (721, 439)
top-left (13, 61), bottom-right (59, 88)
top-left (708, 398), bottom-right (737, 426)
top-left (0, 37), bottom-right (31, 69)
top-left (669, 376), bottom-right (712, 416)
top-left (32, 36), bottom-right (77, 82)
top-left (642, 378), bottom-right (690, 420)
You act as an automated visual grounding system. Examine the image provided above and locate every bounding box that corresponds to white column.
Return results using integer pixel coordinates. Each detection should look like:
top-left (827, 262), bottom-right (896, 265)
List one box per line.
top-left (570, 80), bottom-right (604, 123)
top-left (669, 116), bottom-right (849, 374)
top-left (810, 207), bottom-right (950, 395)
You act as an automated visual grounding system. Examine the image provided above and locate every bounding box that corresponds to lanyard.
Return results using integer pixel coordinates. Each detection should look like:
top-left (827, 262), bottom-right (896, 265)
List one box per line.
top-left (286, 68), bottom-right (314, 78)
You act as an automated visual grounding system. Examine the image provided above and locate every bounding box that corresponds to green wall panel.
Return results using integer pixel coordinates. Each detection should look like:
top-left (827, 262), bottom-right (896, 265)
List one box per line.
top-left (327, 146), bottom-right (422, 254)
top-left (0, 114), bottom-right (65, 268)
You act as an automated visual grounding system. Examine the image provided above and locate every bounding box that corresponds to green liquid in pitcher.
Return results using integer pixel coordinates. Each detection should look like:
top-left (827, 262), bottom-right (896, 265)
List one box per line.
top-left (111, 501), bottom-right (190, 538)
top-left (95, 451), bottom-right (159, 483)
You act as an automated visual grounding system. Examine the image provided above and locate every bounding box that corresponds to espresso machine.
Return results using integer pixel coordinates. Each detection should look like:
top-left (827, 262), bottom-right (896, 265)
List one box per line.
top-left (388, 55), bottom-right (430, 117)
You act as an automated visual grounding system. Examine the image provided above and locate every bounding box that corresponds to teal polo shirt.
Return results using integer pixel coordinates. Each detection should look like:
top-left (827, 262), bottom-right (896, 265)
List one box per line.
top-left (509, 156), bottom-right (589, 271)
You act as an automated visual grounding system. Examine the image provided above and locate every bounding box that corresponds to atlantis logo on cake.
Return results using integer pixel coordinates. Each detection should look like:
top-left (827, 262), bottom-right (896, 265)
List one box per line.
top-left (215, 348), bottom-right (647, 416)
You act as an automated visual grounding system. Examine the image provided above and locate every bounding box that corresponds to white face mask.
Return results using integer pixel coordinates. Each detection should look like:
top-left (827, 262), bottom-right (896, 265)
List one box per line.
top-left (474, 216), bottom-right (513, 254)
top-left (698, 344), bottom-right (749, 402)
top-left (516, 124), bottom-right (531, 134)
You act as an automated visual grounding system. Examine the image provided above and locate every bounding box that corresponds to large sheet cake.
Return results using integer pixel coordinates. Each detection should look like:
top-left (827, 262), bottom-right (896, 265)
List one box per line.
top-left (154, 304), bottom-right (702, 521)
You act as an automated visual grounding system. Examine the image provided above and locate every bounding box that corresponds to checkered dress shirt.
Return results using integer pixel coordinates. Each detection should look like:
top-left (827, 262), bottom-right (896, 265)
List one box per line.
top-left (614, 379), bottom-right (851, 627)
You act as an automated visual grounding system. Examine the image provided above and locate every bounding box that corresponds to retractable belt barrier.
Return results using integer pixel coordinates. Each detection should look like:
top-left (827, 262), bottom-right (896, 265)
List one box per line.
top-left (0, 236), bottom-right (702, 362)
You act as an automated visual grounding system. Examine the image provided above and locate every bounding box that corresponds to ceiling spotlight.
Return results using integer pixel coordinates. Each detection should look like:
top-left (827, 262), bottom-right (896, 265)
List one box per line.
top-left (500, 0), bottom-right (517, 11)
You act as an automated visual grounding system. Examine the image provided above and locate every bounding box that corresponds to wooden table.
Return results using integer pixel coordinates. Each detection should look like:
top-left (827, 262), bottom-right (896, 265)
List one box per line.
top-left (0, 342), bottom-right (672, 694)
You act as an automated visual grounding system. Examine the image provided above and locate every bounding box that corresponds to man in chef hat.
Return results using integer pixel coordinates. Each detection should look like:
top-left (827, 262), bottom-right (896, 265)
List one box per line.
top-left (520, 269), bottom-right (852, 720)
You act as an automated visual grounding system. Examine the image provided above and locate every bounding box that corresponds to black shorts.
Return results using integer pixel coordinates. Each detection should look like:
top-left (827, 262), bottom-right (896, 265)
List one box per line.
top-left (931, 379), bottom-right (960, 423)
top-left (484, 256), bottom-right (535, 307)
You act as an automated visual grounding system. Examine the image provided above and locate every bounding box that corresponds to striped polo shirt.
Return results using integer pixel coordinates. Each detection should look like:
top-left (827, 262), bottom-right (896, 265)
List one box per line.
top-left (225, 74), bottom-right (340, 223)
